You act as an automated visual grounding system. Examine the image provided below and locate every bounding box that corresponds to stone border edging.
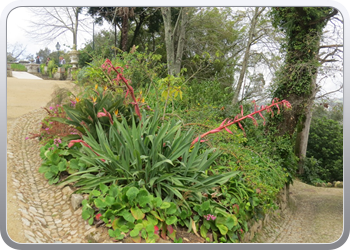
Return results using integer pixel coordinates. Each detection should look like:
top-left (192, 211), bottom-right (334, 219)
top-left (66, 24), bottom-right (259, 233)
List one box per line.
top-left (7, 109), bottom-right (107, 243)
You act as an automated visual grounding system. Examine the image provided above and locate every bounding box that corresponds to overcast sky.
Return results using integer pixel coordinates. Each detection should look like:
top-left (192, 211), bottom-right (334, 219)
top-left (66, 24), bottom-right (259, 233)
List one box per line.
top-left (6, 7), bottom-right (109, 57)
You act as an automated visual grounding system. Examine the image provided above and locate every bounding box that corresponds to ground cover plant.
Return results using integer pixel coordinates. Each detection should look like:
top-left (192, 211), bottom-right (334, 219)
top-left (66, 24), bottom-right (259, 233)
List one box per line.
top-left (31, 55), bottom-right (293, 243)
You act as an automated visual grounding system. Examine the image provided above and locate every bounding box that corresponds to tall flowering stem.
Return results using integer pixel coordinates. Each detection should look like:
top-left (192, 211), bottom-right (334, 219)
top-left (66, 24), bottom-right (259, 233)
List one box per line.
top-left (97, 108), bottom-right (114, 125)
top-left (101, 59), bottom-right (142, 121)
top-left (68, 139), bottom-right (106, 162)
top-left (191, 98), bottom-right (292, 146)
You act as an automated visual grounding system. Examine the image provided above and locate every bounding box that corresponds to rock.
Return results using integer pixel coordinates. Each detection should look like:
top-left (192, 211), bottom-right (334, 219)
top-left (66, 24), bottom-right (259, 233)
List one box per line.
top-left (157, 238), bottom-right (172, 243)
top-left (85, 234), bottom-right (97, 243)
top-left (122, 238), bottom-right (134, 243)
top-left (335, 182), bottom-right (343, 188)
top-left (71, 194), bottom-right (84, 210)
top-left (62, 186), bottom-right (74, 196)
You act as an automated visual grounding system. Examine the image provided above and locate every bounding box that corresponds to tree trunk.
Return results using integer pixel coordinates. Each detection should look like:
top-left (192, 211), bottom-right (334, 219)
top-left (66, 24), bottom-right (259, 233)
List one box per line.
top-left (161, 7), bottom-right (175, 75)
top-left (294, 75), bottom-right (317, 174)
top-left (174, 7), bottom-right (189, 76)
top-left (269, 7), bottom-right (338, 175)
top-left (231, 7), bottom-right (263, 106)
top-left (73, 7), bottom-right (80, 49)
top-left (161, 7), bottom-right (189, 76)
top-left (121, 13), bottom-right (129, 51)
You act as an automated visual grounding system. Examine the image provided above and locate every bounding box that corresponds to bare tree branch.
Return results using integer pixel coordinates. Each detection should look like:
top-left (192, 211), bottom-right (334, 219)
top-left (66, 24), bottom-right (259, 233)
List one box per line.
top-left (26, 7), bottom-right (92, 49)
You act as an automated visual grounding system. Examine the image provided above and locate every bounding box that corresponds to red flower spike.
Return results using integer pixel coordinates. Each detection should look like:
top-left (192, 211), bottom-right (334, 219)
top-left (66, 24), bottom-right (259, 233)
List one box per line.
top-left (68, 140), bottom-right (106, 162)
top-left (97, 108), bottom-right (114, 125)
top-left (247, 115), bottom-right (258, 127)
top-left (102, 59), bottom-right (142, 121)
top-left (274, 103), bottom-right (281, 114)
top-left (252, 100), bottom-right (257, 112)
top-left (97, 112), bottom-right (106, 118)
top-left (258, 112), bottom-right (266, 126)
top-left (190, 99), bottom-right (292, 146)
top-left (237, 122), bottom-right (246, 136)
top-left (225, 127), bottom-right (234, 134)
top-left (220, 118), bottom-right (228, 127)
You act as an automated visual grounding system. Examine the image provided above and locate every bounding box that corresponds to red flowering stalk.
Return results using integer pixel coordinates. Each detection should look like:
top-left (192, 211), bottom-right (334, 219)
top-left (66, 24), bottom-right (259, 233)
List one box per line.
top-left (68, 139), bottom-right (106, 162)
top-left (97, 108), bottom-right (114, 124)
top-left (101, 59), bottom-right (142, 121)
top-left (191, 98), bottom-right (292, 146)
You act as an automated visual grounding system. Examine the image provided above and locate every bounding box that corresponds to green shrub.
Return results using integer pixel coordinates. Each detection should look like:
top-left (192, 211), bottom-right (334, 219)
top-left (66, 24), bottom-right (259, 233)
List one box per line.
top-left (306, 117), bottom-right (343, 182)
top-left (75, 48), bottom-right (165, 91)
top-left (180, 79), bottom-right (233, 109)
top-left (48, 60), bottom-right (57, 78)
top-left (11, 63), bottom-right (27, 71)
top-left (300, 156), bottom-right (323, 185)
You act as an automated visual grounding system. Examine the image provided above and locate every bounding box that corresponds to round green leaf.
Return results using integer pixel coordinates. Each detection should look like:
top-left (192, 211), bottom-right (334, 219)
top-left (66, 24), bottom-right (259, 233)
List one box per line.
top-left (94, 198), bottom-right (106, 209)
top-left (165, 216), bottom-right (177, 225)
top-left (126, 187), bottom-right (139, 202)
top-left (131, 207), bottom-right (145, 220)
top-left (160, 202), bottom-right (171, 209)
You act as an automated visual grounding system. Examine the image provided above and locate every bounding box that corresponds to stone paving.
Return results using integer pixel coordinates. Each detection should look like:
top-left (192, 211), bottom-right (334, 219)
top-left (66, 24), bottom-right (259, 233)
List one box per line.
top-left (7, 109), bottom-right (112, 244)
top-left (12, 71), bottom-right (43, 80)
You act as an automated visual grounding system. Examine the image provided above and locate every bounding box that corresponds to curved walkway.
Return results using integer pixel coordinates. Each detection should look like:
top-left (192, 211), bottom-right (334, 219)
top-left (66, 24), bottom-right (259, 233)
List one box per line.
top-left (7, 109), bottom-right (92, 243)
top-left (254, 180), bottom-right (343, 243)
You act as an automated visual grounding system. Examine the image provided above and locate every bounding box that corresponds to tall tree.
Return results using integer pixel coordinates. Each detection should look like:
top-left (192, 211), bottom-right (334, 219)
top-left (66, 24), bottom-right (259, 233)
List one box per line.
top-left (27, 7), bottom-right (88, 49)
top-left (231, 7), bottom-right (265, 106)
top-left (270, 7), bottom-right (339, 174)
top-left (87, 7), bottom-right (161, 52)
top-left (161, 7), bottom-right (190, 76)
top-left (183, 7), bottom-right (242, 85)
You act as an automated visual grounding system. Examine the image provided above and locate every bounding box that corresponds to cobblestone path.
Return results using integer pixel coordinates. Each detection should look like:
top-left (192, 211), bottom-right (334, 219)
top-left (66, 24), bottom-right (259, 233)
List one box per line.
top-left (254, 180), bottom-right (343, 244)
top-left (7, 109), bottom-right (110, 243)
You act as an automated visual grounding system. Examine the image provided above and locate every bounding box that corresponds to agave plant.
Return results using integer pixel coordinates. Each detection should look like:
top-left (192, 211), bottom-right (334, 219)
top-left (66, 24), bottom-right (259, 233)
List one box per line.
top-left (59, 110), bottom-right (239, 206)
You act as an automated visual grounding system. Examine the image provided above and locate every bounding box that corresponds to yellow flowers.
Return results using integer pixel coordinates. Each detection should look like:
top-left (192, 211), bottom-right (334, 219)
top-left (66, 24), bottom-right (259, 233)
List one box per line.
top-left (114, 109), bottom-right (119, 116)
top-left (94, 84), bottom-right (107, 91)
top-left (75, 97), bottom-right (80, 102)
top-left (92, 97), bottom-right (97, 103)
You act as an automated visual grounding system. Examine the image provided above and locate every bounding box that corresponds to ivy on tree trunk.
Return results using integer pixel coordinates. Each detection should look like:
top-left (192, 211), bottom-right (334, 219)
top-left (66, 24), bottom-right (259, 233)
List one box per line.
top-left (269, 7), bottom-right (338, 174)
